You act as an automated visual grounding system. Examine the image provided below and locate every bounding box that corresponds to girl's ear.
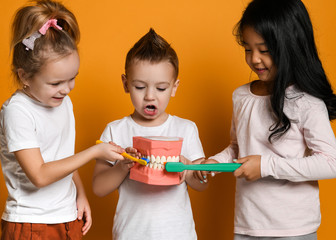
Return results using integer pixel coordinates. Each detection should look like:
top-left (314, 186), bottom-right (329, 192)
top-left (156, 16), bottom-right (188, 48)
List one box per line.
top-left (171, 79), bottom-right (180, 97)
top-left (17, 68), bottom-right (30, 87)
top-left (121, 74), bottom-right (130, 93)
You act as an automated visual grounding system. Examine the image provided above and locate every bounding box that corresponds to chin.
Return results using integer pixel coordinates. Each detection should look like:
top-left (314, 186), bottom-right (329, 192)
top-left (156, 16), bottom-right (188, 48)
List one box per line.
top-left (130, 136), bottom-right (183, 185)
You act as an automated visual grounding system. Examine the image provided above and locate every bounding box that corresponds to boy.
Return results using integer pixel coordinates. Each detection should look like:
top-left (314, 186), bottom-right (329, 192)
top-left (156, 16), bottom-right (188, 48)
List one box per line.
top-left (92, 28), bottom-right (206, 240)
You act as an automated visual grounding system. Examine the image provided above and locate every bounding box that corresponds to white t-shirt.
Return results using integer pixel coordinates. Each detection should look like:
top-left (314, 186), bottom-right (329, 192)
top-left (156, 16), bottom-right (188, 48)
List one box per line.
top-left (0, 91), bottom-right (77, 224)
top-left (211, 83), bottom-right (336, 237)
top-left (100, 115), bottom-right (204, 240)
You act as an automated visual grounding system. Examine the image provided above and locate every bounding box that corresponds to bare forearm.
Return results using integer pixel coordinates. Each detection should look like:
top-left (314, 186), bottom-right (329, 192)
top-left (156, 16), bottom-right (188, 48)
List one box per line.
top-left (36, 147), bottom-right (98, 187)
top-left (92, 162), bottom-right (129, 197)
top-left (73, 171), bottom-right (86, 197)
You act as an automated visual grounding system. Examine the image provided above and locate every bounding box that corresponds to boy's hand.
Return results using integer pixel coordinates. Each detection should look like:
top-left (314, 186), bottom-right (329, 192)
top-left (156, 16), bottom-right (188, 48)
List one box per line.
top-left (124, 147), bottom-right (142, 158)
top-left (179, 155), bottom-right (191, 183)
top-left (76, 195), bottom-right (92, 235)
top-left (193, 159), bottom-right (219, 183)
top-left (115, 158), bottom-right (134, 172)
top-left (233, 155), bottom-right (261, 181)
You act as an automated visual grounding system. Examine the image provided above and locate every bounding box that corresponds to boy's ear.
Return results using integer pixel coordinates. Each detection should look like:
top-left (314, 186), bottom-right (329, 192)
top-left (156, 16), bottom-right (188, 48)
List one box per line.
top-left (121, 74), bottom-right (129, 93)
top-left (17, 68), bottom-right (30, 87)
top-left (171, 79), bottom-right (180, 97)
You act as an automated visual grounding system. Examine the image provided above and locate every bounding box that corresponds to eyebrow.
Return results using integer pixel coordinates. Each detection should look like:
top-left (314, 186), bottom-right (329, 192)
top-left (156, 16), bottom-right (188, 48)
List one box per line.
top-left (242, 41), bottom-right (266, 46)
top-left (132, 79), bottom-right (171, 85)
top-left (51, 72), bottom-right (79, 83)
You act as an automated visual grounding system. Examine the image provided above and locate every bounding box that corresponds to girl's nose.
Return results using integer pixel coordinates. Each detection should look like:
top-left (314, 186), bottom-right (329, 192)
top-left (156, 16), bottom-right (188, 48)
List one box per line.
top-left (252, 52), bottom-right (262, 64)
top-left (60, 83), bottom-right (71, 95)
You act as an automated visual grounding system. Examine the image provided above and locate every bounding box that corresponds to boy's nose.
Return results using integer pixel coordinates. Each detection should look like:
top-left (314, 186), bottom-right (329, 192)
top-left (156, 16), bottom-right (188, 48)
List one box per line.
top-left (144, 89), bottom-right (155, 100)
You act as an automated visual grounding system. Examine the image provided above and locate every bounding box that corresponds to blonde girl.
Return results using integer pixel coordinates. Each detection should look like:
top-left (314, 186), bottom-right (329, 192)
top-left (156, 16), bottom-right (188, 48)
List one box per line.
top-left (0, 1), bottom-right (124, 239)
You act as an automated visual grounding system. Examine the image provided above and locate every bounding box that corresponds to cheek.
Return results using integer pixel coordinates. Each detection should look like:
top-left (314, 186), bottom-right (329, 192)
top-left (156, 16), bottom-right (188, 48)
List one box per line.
top-left (245, 54), bottom-right (251, 66)
top-left (70, 81), bottom-right (75, 90)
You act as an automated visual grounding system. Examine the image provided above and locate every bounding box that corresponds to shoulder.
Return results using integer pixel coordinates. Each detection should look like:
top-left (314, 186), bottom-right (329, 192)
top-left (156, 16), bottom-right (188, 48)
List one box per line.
top-left (104, 116), bottom-right (131, 130)
top-left (1, 92), bottom-right (32, 118)
top-left (285, 86), bottom-right (327, 120)
top-left (286, 86), bottom-right (326, 111)
top-left (169, 115), bottom-right (198, 129)
top-left (232, 83), bottom-right (250, 99)
top-left (63, 95), bottom-right (73, 109)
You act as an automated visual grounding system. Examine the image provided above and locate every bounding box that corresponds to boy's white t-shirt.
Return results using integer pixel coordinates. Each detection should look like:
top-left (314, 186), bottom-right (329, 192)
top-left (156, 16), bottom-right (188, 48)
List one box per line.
top-left (100, 115), bottom-right (204, 240)
top-left (0, 91), bottom-right (77, 224)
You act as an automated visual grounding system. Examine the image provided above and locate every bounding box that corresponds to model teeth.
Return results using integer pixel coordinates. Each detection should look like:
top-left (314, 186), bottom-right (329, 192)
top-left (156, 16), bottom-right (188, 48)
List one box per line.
top-left (144, 155), bottom-right (179, 169)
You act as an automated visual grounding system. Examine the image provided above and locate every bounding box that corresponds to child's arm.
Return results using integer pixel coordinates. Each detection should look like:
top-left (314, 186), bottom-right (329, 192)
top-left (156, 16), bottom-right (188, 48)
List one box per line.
top-left (92, 157), bottom-right (134, 197)
top-left (73, 170), bottom-right (91, 235)
top-left (14, 142), bottom-right (125, 188)
top-left (181, 156), bottom-right (208, 191)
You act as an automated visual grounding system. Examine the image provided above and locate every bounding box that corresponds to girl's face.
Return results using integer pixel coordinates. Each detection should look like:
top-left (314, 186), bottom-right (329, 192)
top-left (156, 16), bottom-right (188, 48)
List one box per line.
top-left (122, 60), bottom-right (179, 127)
top-left (20, 51), bottom-right (79, 108)
top-left (242, 26), bottom-right (277, 82)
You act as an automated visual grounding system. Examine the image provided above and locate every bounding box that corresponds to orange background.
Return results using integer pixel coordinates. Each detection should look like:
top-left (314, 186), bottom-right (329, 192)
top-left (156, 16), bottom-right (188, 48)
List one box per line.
top-left (1, 0), bottom-right (336, 239)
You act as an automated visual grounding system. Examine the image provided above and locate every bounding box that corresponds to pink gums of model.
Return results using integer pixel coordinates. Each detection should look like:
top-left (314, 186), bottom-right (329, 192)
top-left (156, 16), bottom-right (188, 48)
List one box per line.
top-left (130, 136), bottom-right (183, 185)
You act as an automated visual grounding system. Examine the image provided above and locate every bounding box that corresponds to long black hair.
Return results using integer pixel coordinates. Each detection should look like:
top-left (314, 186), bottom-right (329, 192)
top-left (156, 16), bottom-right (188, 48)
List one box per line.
top-left (235, 0), bottom-right (336, 142)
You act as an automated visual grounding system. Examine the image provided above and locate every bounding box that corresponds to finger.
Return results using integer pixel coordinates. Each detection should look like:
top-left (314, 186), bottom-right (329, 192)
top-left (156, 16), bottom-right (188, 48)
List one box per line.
top-left (82, 210), bottom-right (92, 235)
top-left (234, 157), bottom-right (248, 164)
top-left (77, 209), bottom-right (83, 220)
top-left (233, 168), bottom-right (243, 178)
top-left (194, 170), bottom-right (204, 182)
top-left (125, 147), bottom-right (138, 154)
top-left (128, 162), bottom-right (135, 169)
top-left (108, 141), bottom-right (117, 146)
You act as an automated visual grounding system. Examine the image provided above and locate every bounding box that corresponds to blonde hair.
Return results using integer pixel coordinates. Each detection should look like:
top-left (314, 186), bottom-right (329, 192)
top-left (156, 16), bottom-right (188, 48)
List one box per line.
top-left (11, 0), bottom-right (80, 86)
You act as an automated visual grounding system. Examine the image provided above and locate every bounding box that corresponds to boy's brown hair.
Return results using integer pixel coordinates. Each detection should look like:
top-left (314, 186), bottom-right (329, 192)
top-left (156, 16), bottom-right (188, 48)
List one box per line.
top-left (125, 28), bottom-right (179, 80)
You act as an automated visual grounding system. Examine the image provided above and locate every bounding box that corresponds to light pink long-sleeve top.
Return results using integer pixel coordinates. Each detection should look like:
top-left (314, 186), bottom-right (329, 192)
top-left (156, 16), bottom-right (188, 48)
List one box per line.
top-left (211, 82), bottom-right (336, 237)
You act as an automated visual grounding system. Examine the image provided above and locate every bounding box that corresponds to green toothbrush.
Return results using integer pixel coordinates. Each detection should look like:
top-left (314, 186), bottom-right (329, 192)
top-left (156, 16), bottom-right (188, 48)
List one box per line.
top-left (165, 162), bottom-right (241, 172)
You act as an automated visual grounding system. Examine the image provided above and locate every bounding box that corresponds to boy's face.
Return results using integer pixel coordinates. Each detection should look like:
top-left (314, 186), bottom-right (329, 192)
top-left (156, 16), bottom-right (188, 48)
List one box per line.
top-left (122, 60), bottom-right (179, 126)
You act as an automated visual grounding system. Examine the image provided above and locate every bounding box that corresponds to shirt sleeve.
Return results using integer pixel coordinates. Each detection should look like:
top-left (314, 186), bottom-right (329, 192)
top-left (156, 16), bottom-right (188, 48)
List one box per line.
top-left (184, 122), bottom-right (205, 161)
top-left (3, 104), bottom-right (39, 152)
top-left (210, 117), bottom-right (239, 163)
top-left (261, 99), bottom-right (336, 182)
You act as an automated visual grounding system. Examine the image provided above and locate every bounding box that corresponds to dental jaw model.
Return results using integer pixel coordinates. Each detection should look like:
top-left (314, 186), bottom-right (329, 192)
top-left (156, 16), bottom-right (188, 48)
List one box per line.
top-left (130, 136), bottom-right (183, 185)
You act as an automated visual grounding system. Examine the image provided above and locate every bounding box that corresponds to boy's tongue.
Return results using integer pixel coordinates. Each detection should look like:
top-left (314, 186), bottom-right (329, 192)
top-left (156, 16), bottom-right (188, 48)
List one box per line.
top-left (144, 105), bottom-right (157, 115)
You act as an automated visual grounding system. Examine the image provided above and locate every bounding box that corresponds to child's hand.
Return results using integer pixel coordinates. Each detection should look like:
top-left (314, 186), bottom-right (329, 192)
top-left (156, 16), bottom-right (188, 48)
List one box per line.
top-left (115, 158), bottom-right (135, 172)
top-left (76, 194), bottom-right (92, 235)
top-left (233, 155), bottom-right (261, 181)
top-left (125, 147), bottom-right (142, 158)
top-left (95, 142), bottom-right (125, 161)
top-left (179, 155), bottom-right (191, 183)
top-left (193, 159), bottom-right (219, 183)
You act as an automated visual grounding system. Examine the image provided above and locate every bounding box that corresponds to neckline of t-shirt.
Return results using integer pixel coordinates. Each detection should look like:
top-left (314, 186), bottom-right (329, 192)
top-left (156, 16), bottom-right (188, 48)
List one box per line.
top-left (127, 114), bottom-right (172, 129)
top-left (246, 82), bottom-right (270, 98)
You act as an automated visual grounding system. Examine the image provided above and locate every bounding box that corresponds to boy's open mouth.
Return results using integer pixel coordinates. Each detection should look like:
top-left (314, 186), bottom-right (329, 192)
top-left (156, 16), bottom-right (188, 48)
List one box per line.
top-left (144, 105), bottom-right (157, 115)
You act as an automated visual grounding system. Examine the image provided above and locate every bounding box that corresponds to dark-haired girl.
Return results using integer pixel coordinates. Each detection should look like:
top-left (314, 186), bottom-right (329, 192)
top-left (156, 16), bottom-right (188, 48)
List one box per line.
top-left (197, 0), bottom-right (336, 239)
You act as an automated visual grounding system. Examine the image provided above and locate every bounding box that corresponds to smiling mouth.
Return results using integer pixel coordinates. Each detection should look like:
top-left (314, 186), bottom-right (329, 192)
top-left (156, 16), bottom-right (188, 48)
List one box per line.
top-left (256, 67), bottom-right (267, 72)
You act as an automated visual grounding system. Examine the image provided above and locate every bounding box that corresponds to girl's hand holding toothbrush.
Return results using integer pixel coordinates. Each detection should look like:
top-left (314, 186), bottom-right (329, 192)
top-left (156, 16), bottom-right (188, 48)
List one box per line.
top-left (193, 159), bottom-right (219, 183)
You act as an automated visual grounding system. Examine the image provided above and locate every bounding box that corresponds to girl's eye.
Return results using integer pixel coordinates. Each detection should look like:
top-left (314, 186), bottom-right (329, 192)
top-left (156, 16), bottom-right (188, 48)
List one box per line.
top-left (135, 86), bottom-right (145, 90)
top-left (157, 88), bottom-right (166, 91)
top-left (244, 49), bottom-right (251, 52)
top-left (260, 50), bottom-right (269, 53)
top-left (51, 82), bottom-right (60, 86)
